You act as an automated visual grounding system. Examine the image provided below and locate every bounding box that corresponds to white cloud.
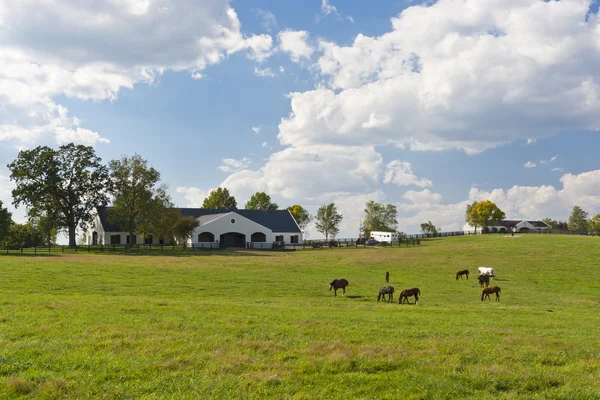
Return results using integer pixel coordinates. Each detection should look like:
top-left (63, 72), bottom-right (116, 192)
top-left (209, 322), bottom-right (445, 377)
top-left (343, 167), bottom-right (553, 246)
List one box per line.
top-left (402, 189), bottom-right (442, 205)
top-left (253, 67), bottom-right (276, 78)
top-left (0, 1), bottom-right (274, 148)
top-left (551, 167), bottom-right (564, 172)
top-left (524, 161), bottom-right (536, 168)
top-left (320, 0), bottom-right (353, 23)
top-left (278, 30), bottom-right (314, 63)
top-left (252, 126), bottom-right (261, 134)
top-left (384, 160), bottom-right (432, 188)
top-left (261, 141), bottom-right (269, 148)
top-left (279, 0), bottom-right (600, 154)
top-left (255, 9), bottom-right (277, 32)
top-left (540, 155), bottom-right (558, 164)
top-left (176, 186), bottom-right (210, 208)
top-left (218, 157), bottom-right (252, 173)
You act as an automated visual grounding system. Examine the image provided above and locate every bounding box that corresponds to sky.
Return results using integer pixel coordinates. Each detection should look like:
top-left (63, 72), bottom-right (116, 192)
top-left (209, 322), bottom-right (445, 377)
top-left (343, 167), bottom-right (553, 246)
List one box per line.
top-left (1, 0), bottom-right (600, 240)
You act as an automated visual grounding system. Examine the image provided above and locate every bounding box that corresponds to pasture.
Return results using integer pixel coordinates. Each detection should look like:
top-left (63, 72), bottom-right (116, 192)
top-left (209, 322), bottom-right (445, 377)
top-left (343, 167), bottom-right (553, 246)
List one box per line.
top-left (1, 235), bottom-right (599, 399)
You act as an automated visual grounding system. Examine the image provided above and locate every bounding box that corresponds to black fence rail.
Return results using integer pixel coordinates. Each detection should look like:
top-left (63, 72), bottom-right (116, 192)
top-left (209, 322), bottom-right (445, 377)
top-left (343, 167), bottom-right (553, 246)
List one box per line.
top-left (0, 243), bottom-right (220, 255)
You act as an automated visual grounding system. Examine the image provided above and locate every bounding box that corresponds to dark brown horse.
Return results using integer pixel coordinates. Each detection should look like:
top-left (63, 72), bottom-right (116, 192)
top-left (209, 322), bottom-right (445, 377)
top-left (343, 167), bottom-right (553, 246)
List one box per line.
top-left (481, 286), bottom-right (501, 302)
top-left (377, 286), bottom-right (395, 303)
top-left (329, 279), bottom-right (349, 297)
top-left (398, 288), bottom-right (421, 304)
top-left (456, 270), bottom-right (469, 280)
top-left (385, 271), bottom-right (390, 283)
top-left (478, 274), bottom-right (490, 288)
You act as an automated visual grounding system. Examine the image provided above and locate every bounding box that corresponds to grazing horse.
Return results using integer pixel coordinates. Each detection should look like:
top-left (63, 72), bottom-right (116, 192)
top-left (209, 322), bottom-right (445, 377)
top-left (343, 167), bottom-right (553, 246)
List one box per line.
top-left (385, 271), bottom-right (390, 283)
top-left (398, 288), bottom-right (421, 304)
top-left (329, 279), bottom-right (349, 297)
top-left (377, 286), bottom-right (395, 303)
top-left (456, 270), bottom-right (469, 280)
top-left (478, 267), bottom-right (495, 278)
top-left (481, 286), bottom-right (501, 302)
top-left (478, 274), bottom-right (490, 288)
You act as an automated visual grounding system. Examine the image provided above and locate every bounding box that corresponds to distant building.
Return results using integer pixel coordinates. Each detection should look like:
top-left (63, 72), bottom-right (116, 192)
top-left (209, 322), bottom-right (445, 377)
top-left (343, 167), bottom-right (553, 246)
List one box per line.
top-left (486, 220), bottom-right (550, 233)
top-left (86, 206), bottom-right (302, 248)
top-left (370, 231), bottom-right (399, 242)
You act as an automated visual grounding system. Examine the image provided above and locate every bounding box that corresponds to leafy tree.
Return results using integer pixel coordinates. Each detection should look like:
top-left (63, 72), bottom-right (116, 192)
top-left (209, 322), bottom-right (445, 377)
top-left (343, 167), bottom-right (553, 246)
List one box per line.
top-left (468, 200), bottom-right (505, 233)
top-left (202, 188), bottom-right (237, 209)
top-left (172, 216), bottom-right (200, 247)
top-left (542, 218), bottom-right (558, 229)
top-left (245, 192), bottom-right (278, 210)
top-left (556, 221), bottom-right (568, 231)
top-left (8, 223), bottom-right (43, 248)
top-left (8, 144), bottom-right (110, 247)
top-left (465, 201), bottom-right (478, 233)
top-left (420, 221), bottom-right (438, 235)
top-left (362, 201), bottom-right (398, 238)
top-left (0, 200), bottom-right (12, 244)
top-left (286, 205), bottom-right (312, 233)
top-left (568, 206), bottom-right (589, 232)
top-left (589, 214), bottom-right (600, 234)
top-left (108, 154), bottom-right (172, 245)
top-left (315, 203), bottom-right (343, 240)
top-left (28, 207), bottom-right (60, 246)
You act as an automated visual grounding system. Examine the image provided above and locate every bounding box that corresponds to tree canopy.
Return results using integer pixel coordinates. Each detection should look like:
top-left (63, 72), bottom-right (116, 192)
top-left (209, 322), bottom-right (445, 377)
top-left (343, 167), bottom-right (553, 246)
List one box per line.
top-left (466, 200), bottom-right (505, 233)
top-left (568, 206), bottom-right (589, 232)
top-left (286, 205), bottom-right (312, 233)
top-left (7, 144), bottom-right (110, 247)
top-left (362, 201), bottom-right (397, 238)
top-left (315, 203), bottom-right (343, 240)
top-left (420, 221), bottom-right (438, 235)
top-left (172, 216), bottom-right (200, 247)
top-left (108, 154), bottom-right (172, 244)
top-left (202, 188), bottom-right (237, 209)
top-left (0, 200), bottom-right (13, 244)
top-left (589, 214), bottom-right (600, 233)
top-left (245, 192), bottom-right (278, 210)
top-left (542, 218), bottom-right (558, 229)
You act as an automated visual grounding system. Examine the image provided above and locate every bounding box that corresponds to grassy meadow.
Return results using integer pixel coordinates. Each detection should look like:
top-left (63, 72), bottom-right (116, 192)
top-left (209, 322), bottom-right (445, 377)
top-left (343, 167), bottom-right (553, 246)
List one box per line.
top-left (1, 235), bottom-right (600, 399)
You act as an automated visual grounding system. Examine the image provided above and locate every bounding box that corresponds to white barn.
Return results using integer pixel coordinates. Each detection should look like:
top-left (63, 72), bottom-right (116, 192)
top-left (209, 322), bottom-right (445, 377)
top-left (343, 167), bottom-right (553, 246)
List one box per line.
top-left (86, 206), bottom-right (302, 248)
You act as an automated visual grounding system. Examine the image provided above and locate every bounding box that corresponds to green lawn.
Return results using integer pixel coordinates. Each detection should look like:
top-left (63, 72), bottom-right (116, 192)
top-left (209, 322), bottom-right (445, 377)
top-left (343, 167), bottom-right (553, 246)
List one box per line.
top-left (1, 235), bottom-right (599, 399)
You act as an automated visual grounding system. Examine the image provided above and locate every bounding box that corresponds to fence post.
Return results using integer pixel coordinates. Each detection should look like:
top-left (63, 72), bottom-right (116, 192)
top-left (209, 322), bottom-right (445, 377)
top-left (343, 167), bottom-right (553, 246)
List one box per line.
top-left (21, 247), bottom-right (23, 254)
top-left (49, 245), bottom-right (51, 254)
top-left (35, 246), bottom-right (37, 254)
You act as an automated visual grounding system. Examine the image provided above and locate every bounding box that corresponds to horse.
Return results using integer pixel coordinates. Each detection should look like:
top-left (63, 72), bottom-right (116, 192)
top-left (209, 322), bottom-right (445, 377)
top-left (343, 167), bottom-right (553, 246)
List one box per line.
top-left (385, 271), bottom-right (390, 283)
top-left (377, 286), bottom-right (395, 303)
top-left (329, 279), bottom-right (349, 297)
top-left (481, 286), bottom-right (501, 302)
top-left (398, 288), bottom-right (421, 304)
top-left (456, 270), bottom-right (469, 280)
top-left (478, 267), bottom-right (495, 278)
top-left (478, 274), bottom-right (490, 288)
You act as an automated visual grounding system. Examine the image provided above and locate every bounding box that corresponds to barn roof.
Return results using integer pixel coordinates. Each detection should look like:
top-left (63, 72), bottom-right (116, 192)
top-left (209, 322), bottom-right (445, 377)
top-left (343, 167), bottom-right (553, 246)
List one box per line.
top-left (96, 206), bottom-right (301, 233)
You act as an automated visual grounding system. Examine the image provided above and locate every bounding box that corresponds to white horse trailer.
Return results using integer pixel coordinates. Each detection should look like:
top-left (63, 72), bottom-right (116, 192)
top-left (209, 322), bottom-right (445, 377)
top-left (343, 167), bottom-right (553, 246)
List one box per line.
top-left (370, 231), bottom-right (399, 243)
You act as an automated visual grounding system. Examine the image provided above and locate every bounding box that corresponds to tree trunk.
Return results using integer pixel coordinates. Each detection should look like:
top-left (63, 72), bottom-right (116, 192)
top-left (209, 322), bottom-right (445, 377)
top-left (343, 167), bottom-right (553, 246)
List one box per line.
top-left (68, 224), bottom-right (77, 247)
top-left (130, 230), bottom-right (135, 248)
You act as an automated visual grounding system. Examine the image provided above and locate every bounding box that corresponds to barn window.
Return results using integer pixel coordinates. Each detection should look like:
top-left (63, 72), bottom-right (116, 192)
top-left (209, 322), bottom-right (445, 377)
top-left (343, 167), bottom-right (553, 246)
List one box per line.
top-left (275, 235), bottom-right (284, 242)
top-left (198, 232), bottom-right (215, 242)
top-left (290, 235), bottom-right (299, 244)
top-left (110, 235), bottom-right (121, 244)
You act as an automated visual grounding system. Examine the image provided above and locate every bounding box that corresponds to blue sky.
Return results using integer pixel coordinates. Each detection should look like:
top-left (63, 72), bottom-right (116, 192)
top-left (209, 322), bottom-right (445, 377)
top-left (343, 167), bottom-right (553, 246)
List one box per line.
top-left (1, 0), bottom-right (600, 239)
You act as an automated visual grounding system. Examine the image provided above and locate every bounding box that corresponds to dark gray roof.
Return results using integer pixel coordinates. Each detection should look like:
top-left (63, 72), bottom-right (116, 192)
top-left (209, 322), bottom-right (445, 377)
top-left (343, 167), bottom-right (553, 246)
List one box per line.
top-left (96, 207), bottom-right (301, 233)
top-left (497, 220), bottom-right (548, 228)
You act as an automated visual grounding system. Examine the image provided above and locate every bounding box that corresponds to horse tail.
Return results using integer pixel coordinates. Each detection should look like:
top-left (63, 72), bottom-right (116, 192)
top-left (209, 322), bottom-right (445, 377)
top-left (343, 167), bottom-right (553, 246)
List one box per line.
top-left (497, 287), bottom-right (501, 293)
top-left (417, 288), bottom-right (421, 296)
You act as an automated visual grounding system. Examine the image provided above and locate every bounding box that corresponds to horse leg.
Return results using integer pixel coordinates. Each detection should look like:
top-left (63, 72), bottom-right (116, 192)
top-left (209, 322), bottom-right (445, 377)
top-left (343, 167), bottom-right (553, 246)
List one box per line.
top-left (414, 294), bottom-right (419, 304)
top-left (334, 288), bottom-right (337, 297)
top-left (343, 287), bottom-right (346, 296)
top-left (496, 292), bottom-right (500, 302)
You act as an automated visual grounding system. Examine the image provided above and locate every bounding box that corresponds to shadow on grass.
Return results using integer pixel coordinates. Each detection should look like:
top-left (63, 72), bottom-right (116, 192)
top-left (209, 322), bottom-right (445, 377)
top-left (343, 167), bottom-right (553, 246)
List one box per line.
top-left (346, 295), bottom-right (365, 299)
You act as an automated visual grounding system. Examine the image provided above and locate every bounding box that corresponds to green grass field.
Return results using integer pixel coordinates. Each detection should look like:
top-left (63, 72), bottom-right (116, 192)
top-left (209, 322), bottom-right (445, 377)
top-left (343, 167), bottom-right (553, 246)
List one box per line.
top-left (1, 235), bottom-right (599, 399)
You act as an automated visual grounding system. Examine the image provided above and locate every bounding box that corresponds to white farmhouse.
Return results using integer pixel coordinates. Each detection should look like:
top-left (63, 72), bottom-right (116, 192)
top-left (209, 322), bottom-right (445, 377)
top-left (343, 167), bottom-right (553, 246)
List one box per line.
top-left (86, 206), bottom-right (302, 248)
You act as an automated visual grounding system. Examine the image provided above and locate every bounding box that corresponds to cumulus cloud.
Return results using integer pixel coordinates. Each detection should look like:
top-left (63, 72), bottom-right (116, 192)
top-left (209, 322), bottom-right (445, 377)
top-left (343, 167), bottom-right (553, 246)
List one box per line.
top-left (278, 0), bottom-right (600, 154)
top-left (255, 9), bottom-right (277, 32)
top-left (253, 67), bottom-right (276, 78)
top-left (0, 1), bottom-right (273, 148)
top-left (524, 161), bottom-right (536, 168)
top-left (320, 0), bottom-right (354, 23)
top-left (384, 161), bottom-right (432, 188)
top-left (278, 30), bottom-right (314, 63)
top-left (176, 186), bottom-right (209, 208)
top-left (252, 126), bottom-right (261, 134)
top-left (219, 157), bottom-right (252, 173)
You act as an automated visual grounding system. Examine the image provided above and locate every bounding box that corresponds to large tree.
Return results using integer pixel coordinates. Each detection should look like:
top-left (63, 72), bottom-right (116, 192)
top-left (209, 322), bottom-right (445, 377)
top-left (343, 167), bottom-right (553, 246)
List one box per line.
top-left (108, 154), bottom-right (172, 245)
top-left (465, 201), bottom-right (478, 233)
top-left (286, 205), bottom-right (312, 233)
top-left (468, 200), bottom-right (505, 233)
top-left (0, 201), bottom-right (13, 244)
top-left (202, 188), bottom-right (237, 209)
top-left (28, 207), bottom-right (60, 246)
top-left (172, 216), bottom-right (200, 247)
top-left (315, 203), bottom-right (343, 240)
top-left (589, 214), bottom-right (600, 234)
top-left (568, 206), bottom-right (589, 232)
top-left (8, 223), bottom-right (44, 248)
top-left (245, 192), bottom-right (278, 210)
top-left (362, 201), bottom-right (398, 238)
top-left (420, 221), bottom-right (438, 235)
top-left (8, 144), bottom-right (110, 247)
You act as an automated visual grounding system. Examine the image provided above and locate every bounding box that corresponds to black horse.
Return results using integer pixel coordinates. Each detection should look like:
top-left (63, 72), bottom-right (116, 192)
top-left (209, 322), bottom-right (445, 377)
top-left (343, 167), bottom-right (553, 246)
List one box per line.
top-left (478, 274), bottom-right (490, 288)
top-left (398, 288), bottom-right (421, 304)
top-left (329, 278), bottom-right (349, 296)
top-left (456, 269), bottom-right (469, 280)
top-left (377, 286), bottom-right (395, 303)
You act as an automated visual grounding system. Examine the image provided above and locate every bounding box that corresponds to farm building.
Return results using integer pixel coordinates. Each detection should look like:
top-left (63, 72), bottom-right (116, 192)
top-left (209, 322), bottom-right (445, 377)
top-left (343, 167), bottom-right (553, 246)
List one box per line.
top-left (370, 231), bottom-right (399, 242)
top-left (486, 220), bottom-right (550, 233)
top-left (86, 206), bottom-right (302, 248)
